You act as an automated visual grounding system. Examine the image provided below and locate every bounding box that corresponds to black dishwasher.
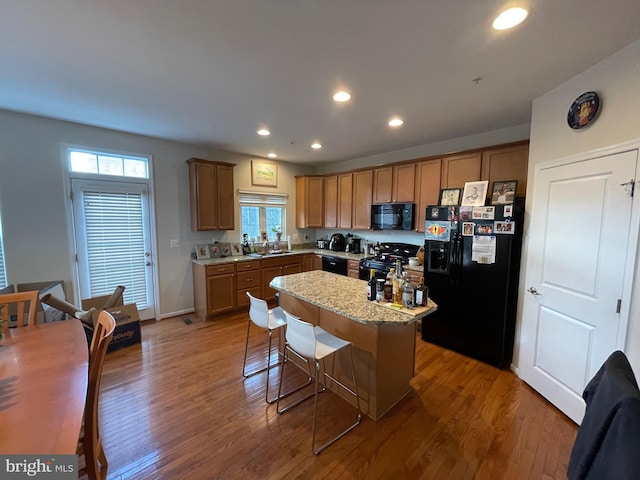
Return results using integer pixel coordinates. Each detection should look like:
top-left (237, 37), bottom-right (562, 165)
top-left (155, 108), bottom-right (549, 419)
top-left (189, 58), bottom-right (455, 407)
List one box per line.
top-left (321, 255), bottom-right (348, 276)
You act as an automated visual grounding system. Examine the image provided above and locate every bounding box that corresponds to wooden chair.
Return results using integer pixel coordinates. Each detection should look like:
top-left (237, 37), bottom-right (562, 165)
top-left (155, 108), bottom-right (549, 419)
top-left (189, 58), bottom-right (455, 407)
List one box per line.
top-left (0, 291), bottom-right (39, 330)
top-left (78, 310), bottom-right (116, 480)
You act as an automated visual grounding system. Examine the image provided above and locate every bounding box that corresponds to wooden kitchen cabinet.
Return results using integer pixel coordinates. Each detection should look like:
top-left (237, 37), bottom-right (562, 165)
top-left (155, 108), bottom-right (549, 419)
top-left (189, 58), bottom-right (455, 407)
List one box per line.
top-left (186, 158), bottom-right (235, 231)
top-left (296, 176), bottom-right (324, 228)
top-left (262, 256), bottom-right (303, 301)
top-left (324, 175), bottom-right (338, 228)
top-left (347, 259), bottom-right (360, 278)
top-left (193, 263), bottom-right (236, 319)
top-left (481, 143), bottom-right (529, 197)
top-left (235, 260), bottom-right (262, 308)
top-left (414, 158), bottom-right (442, 232)
top-left (373, 164), bottom-right (416, 203)
top-left (352, 169), bottom-right (373, 230)
top-left (440, 152), bottom-right (482, 189)
top-left (302, 254), bottom-right (315, 272)
top-left (337, 173), bottom-right (353, 229)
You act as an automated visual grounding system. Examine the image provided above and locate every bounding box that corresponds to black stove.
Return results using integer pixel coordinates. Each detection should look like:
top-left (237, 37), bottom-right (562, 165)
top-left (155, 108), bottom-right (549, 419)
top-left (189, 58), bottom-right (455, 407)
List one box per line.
top-left (359, 242), bottom-right (420, 280)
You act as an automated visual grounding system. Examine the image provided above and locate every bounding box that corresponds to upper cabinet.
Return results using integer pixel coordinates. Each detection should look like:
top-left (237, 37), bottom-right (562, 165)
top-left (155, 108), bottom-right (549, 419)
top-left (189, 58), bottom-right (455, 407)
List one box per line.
top-left (414, 158), bottom-right (442, 233)
top-left (352, 170), bottom-right (373, 230)
top-left (324, 175), bottom-right (338, 228)
top-left (481, 143), bottom-right (529, 197)
top-left (337, 173), bottom-right (353, 229)
top-left (440, 152), bottom-right (482, 189)
top-left (296, 176), bottom-right (324, 228)
top-left (186, 158), bottom-right (235, 231)
top-left (373, 163), bottom-right (416, 204)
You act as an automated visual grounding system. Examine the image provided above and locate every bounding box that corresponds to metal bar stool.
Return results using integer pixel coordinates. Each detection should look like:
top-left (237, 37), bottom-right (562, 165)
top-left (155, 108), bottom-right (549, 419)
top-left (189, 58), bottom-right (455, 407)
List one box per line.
top-left (243, 292), bottom-right (287, 403)
top-left (276, 311), bottom-right (362, 454)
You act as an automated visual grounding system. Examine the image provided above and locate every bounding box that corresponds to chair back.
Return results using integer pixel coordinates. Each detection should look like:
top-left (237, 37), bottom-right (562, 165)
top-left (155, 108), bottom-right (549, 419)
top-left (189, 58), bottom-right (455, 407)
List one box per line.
top-left (247, 292), bottom-right (270, 329)
top-left (0, 291), bottom-right (39, 328)
top-left (284, 312), bottom-right (316, 359)
top-left (85, 310), bottom-right (116, 480)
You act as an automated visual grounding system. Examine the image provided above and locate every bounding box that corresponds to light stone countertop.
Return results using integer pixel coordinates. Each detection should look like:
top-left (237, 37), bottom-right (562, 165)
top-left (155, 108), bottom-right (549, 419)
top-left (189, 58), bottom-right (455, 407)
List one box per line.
top-left (270, 270), bottom-right (437, 325)
top-left (192, 249), bottom-right (365, 266)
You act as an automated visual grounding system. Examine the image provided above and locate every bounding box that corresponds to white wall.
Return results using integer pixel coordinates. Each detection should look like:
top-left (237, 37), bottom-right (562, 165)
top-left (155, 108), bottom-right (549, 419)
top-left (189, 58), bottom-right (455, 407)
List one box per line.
top-left (514, 39), bottom-right (640, 373)
top-left (0, 110), bottom-right (314, 318)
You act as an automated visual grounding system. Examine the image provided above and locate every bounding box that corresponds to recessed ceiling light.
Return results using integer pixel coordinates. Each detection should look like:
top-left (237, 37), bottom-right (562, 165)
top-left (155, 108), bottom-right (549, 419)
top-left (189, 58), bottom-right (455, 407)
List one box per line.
top-left (333, 91), bottom-right (351, 102)
top-left (492, 7), bottom-right (528, 30)
top-left (311, 143), bottom-right (322, 149)
top-left (257, 129), bottom-right (270, 136)
top-left (267, 152), bottom-right (277, 158)
top-left (388, 117), bottom-right (404, 127)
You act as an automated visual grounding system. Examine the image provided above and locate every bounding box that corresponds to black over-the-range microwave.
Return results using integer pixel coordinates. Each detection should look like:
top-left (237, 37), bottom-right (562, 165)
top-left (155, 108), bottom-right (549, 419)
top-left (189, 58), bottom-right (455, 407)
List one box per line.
top-left (371, 203), bottom-right (415, 230)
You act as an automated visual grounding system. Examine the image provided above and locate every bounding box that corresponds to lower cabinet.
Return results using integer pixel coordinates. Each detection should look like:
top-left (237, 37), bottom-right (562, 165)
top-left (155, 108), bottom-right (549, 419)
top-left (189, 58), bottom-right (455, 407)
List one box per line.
top-left (192, 263), bottom-right (236, 319)
top-left (347, 259), bottom-right (360, 279)
top-left (235, 260), bottom-right (262, 308)
top-left (262, 256), bottom-right (303, 301)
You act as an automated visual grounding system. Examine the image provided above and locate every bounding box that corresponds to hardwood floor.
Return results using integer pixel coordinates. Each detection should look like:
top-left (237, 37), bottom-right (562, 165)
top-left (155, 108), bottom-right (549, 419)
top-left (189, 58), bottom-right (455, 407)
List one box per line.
top-left (91, 311), bottom-right (577, 480)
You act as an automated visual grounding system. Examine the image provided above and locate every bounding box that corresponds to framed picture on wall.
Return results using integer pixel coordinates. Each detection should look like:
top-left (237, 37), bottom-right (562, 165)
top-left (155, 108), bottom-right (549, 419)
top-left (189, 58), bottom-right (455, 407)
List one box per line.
top-left (251, 160), bottom-right (278, 187)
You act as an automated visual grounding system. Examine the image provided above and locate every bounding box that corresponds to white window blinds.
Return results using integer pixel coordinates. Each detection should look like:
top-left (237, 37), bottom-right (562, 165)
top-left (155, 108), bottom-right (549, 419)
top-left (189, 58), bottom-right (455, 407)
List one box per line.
top-left (0, 223), bottom-right (6, 289)
top-left (82, 191), bottom-right (148, 308)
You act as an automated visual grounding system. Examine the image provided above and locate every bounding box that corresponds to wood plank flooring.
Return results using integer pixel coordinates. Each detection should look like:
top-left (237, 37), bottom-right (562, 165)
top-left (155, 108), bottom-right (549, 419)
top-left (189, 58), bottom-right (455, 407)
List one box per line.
top-left (90, 311), bottom-right (577, 480)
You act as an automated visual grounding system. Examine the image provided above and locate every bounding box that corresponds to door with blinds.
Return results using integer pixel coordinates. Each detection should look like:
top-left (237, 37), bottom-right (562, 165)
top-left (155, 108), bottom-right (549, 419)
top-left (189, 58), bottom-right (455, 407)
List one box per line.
top-left (71, 179), bottom-right (156, 320)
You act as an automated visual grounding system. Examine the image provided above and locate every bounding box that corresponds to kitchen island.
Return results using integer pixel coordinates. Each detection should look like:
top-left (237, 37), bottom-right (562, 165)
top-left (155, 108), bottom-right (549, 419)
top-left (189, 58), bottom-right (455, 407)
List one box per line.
top-left (270, 270), bottom-right (437, 420)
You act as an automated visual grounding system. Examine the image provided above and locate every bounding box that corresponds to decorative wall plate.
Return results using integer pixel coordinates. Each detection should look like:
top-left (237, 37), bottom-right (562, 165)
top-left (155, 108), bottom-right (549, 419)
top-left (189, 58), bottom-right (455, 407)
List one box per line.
top-left (567, 91), bottom-right (600, 129)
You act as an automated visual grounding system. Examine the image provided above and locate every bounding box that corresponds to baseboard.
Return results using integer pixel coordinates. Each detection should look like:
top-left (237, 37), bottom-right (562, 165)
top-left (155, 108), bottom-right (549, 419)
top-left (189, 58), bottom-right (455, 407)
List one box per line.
top-left (160, 308), bottom-right (195, 320)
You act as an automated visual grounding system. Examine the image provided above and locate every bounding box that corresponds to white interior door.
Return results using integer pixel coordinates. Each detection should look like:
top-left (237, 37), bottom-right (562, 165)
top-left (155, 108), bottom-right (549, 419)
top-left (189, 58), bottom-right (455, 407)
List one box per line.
top-left (520, 149), bottom-right (638, 424)
top-left (71, 178), bottom-right (156, 320)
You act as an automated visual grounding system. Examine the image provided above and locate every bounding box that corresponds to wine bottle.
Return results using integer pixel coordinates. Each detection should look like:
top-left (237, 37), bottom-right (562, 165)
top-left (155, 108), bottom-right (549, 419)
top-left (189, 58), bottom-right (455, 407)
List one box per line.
top-left (414, 276), bottom-right (428, 307)
top-left (367, 268), bottom-right (376, 301)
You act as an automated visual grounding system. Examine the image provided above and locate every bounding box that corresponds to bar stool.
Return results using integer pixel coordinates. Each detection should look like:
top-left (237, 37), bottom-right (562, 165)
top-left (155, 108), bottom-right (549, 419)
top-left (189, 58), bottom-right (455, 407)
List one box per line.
top-left (276, 311), bottom-right (362, 454)
top-left (243, 292), bottom-right (287, 403)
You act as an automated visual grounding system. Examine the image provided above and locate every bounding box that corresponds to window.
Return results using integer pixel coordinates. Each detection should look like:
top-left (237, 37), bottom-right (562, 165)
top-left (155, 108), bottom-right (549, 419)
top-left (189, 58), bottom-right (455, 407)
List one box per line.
top-left (238, 191), bottom-right (287, 242)
top-left (0, 214), bottom-right (7, 289)
top-left (69, 149), bottom-right (149, 179)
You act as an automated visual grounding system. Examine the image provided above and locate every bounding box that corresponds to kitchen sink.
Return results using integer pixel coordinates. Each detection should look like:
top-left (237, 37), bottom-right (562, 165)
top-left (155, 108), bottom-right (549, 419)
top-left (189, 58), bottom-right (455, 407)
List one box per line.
top-left (247, 250), bottom-right (292, 258)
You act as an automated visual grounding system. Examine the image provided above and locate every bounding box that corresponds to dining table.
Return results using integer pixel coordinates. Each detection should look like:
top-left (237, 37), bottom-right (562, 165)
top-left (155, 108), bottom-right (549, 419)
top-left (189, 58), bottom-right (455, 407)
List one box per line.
top-left (0, 319), bottom-right (89, 454)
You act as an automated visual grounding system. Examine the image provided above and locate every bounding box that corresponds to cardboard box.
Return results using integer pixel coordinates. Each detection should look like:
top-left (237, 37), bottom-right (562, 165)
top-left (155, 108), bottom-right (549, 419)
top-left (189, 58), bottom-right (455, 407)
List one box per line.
top-left (81, 297), bottom-right (141, 353)
top-left (16, 280), bottom-right (66, 323)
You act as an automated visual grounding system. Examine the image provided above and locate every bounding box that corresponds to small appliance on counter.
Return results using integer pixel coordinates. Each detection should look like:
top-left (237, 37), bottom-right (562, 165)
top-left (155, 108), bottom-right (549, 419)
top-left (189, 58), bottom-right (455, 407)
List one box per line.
top-left (329, 233), bottom-right (346, 252)
top-left (345, 234), bottom-right (362, 254)
top-left (316, 239), bottom-right (327, 249)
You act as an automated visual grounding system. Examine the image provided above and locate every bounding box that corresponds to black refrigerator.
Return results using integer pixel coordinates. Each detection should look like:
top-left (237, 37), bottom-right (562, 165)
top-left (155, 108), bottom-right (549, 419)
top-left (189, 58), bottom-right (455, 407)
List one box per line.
top-left (421, 199), bottom-right (524, 368)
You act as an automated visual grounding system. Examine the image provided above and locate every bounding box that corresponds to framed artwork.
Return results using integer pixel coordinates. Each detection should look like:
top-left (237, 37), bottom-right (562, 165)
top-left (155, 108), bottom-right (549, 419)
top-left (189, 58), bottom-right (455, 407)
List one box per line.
top-left (439, 188), bottom-right (462, 206)
top-left (491, 180), bottom-right (518, 205)
top-left (231, 243), bottom-right (243, 256)
top-left (219, 242), bottom-right (232, 257)
top-left (461, 181), bottom-right (488, 207)
top-left (208, 243), bottom-right (221, 258)
top-left (195, 245), bottom-right (210, 260)
top-left (251, 160), bottom-right (278, 187)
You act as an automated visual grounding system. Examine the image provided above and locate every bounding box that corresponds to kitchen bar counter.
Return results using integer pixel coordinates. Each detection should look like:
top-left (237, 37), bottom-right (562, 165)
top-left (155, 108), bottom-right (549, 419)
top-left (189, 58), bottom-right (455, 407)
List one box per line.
top-left (270, 270), bottom-right (436, 325)
top-left (270, 271), bottom-right (437, 420)
top-left (192, 249), bottom-right (364, 266)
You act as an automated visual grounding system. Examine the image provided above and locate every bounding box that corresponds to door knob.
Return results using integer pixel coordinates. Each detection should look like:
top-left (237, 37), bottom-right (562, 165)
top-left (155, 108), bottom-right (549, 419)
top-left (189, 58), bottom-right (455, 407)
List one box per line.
top-left (528, 287), bottom-right (540, 296)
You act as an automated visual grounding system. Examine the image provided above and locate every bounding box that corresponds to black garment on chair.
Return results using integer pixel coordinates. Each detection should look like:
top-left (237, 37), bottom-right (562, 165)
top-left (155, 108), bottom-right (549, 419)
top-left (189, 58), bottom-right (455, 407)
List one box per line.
top-left (567, 350), bottom-right (640, 480)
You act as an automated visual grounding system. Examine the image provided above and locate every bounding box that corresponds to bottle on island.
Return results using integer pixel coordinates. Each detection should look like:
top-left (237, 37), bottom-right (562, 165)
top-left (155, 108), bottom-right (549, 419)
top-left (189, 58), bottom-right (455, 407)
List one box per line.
top-left (414, 276), bottom-right (428, 307)
top-left (367, 268), bottom-right (376, 301)
top-left (402, 272), bottom-right (414, 309)
top-left (384, 268), bottom-right (395, 302)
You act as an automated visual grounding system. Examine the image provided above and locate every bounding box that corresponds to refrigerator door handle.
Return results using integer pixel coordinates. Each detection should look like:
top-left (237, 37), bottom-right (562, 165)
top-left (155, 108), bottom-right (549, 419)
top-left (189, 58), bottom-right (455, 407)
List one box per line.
top-left (455, 234), bottom-right (463, 286)
top-left (448, 236), bottom-right (457, 285)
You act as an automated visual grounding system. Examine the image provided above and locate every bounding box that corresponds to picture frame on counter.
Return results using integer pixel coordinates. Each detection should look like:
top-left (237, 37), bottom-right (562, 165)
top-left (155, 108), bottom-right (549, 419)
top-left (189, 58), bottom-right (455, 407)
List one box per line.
top-left (208, 243), bottom-right (221, 258)
top-left (461, 180), bottom-right (488, 207)
top-left (219, 242), bottom-right (232, 257)
top-left (195, 245), bottom-right (210, 260)
top-left (251, 160), bottom-right (278, 187)
top-left (439, 188), bottom-right (462, 206)
top-left (491, 180), bottom-right (517, 205)
top-left (231, 243), bottom-right (243, 256)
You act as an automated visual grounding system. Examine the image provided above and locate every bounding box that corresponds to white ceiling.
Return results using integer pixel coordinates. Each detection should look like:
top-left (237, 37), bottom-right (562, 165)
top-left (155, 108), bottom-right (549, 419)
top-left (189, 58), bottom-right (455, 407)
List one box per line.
top-left (1, 1), bottom-right (640, 165)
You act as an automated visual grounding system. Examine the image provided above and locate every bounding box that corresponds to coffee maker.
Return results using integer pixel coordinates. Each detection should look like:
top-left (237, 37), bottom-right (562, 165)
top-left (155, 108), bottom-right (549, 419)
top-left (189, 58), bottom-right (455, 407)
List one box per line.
top-left (345, 236), bottom-right (361, 254)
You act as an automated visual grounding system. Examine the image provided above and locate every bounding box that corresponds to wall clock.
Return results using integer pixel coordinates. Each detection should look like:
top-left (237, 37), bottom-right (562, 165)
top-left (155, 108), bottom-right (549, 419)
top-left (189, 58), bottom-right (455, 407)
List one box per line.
top-left (567, 91), bottom-right (601, 129)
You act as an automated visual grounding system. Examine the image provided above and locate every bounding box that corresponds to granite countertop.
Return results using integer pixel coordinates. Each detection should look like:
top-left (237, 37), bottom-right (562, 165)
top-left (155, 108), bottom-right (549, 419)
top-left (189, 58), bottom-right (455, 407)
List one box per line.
top-left (192, 249), bottom-right (365, 266)
top-left (270, 270), bottom-right (437, 325)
